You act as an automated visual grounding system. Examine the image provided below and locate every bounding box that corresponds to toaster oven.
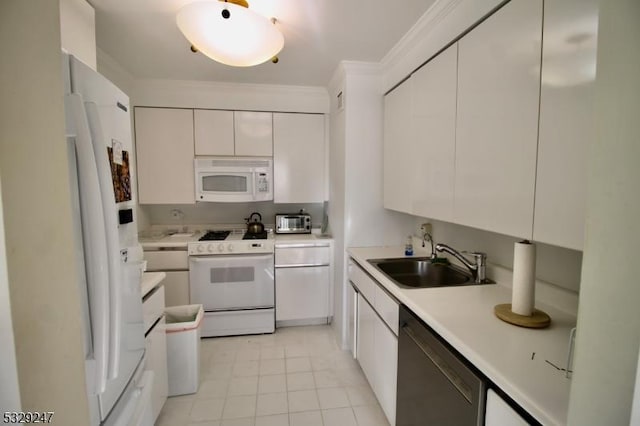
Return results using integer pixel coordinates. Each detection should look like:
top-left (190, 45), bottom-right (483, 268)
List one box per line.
top-left (275, 214), bottom-right (311, 234)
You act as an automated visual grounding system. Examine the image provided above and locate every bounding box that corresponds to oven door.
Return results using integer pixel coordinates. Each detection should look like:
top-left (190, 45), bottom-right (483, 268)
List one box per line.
top-left (189, 254), bottom-right (274, 311)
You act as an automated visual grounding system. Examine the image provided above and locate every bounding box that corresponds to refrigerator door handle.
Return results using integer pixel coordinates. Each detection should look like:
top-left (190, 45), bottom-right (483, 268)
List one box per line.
top-left (84, 101), bottom-right (122, 381)
top-left (66, 94), bottom-right (111, 394)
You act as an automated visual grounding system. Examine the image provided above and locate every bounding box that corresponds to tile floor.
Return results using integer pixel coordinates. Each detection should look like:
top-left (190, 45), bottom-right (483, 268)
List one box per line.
top-left (155, 325), bottom-right (390, 426)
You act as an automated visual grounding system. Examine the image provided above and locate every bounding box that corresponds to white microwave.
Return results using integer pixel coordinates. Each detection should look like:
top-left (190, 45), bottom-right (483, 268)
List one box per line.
top-left (195, 157), bottom-right (273, 202)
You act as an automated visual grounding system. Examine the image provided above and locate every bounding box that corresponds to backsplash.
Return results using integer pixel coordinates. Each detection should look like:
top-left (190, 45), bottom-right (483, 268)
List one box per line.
top-left (414, 218), bottom-right (583, 294)
top-left (140, 202), bottom-right (324, 228)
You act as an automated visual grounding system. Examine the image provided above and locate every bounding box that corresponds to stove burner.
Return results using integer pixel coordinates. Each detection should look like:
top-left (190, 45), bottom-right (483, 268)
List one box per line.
top-left (243, 231), bottom-right (268, 240)
top-left (199, 230), bottom-right (231, 241)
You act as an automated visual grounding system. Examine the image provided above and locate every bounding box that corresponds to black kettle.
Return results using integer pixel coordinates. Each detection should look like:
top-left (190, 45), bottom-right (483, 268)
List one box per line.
top-left (246, 212), bottom-right (265, 234)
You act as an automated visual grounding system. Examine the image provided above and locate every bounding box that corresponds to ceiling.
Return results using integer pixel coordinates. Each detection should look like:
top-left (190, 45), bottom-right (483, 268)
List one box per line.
top-left (91, 0), bottom-right (436, 87)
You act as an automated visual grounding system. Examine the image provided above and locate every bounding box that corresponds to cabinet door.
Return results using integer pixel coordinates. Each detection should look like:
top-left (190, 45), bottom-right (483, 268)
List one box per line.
top-left (485, 389), bottom-right (529, 426)
top-left (356, 294), bottom-right (376, 386)
top-left (163, 271), bottom-right (190, 307)
top-left (454, 0), bottom-right (543, 238)
top-left (194, 109), bottom-right (234, 156)
top-left (275, 266), bottom-right (329, 322)
top-left (383, 77), bottom-right (413, 214)
top-left (411, 43), bottom-right (458, 221)
top-left (532, 0), bottom-right (597, 250)
top-left (135, 108), bottom-right (195, 204)
top-left (273, 113), bottom-right (326, 203)
top-left (374, 318), bottom-right (397, 426)
top-left (146, 316), bottom-right (168, 423)
top-left (235, 111), bottom-right (273, 156)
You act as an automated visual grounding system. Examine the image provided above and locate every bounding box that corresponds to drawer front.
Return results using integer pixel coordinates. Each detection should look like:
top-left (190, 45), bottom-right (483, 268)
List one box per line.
top-left (145, 250), bottom-right (188, 271)
top-left (143, 285), bottom-right (165, 335)
top-left (375, 285), bottom-right (399, 336)
top-left (349, 261), bottom-right (376, 305)
top-left (275, 246), bottom-right (330, 266)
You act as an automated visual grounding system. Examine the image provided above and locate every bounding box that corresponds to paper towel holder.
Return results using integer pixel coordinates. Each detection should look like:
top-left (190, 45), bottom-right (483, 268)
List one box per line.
top-left (494, 303), bottom-right (551, 328)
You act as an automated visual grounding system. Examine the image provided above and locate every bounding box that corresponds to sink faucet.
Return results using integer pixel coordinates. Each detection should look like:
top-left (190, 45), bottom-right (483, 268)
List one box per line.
top-left (422, 232), bottom-right (436, 260)
top-left (434, 243), bottom-right (487, 283)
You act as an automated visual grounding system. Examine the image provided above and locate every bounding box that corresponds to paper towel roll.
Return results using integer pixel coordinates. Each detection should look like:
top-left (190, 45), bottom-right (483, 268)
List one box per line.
top-left (512, 240), bottom-right (536, 316)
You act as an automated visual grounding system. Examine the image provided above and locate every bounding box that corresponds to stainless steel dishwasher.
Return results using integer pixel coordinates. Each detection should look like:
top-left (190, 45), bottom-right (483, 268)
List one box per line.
top-left (397, 305), bottom-right (486, 426)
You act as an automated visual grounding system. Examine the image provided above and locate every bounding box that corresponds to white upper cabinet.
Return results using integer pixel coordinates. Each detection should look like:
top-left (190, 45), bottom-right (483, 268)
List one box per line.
top-left (411, 43), bottom-right (458, 221)
top-left (195, 110), bottom-right (272, 156)
top-left (135, 107), bottom-right (195, 204)
top-left (273, 113), bottom-right (326, 203)
top-left (194, 109), bottom-right (234, 156)
top-left (383, 77), bottom-right (413, 213)
top-left (532, 0), bottom-right (598, 251)
top-left (454, 0), bottom-right (543, 239)
top-left (234, 111), bottom-right (273, 156)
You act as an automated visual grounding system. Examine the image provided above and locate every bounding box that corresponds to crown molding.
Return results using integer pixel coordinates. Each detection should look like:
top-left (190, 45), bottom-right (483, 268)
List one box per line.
top-left (380, 0), bottom-right (463, 70)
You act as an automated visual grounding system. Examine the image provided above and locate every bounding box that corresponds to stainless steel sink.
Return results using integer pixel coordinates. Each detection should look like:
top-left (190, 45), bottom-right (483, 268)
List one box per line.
top-left (368, 257), bottom-right (475, 288)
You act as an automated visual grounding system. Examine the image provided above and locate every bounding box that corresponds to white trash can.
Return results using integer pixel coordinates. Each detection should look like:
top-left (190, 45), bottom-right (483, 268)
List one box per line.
top-left (165, 304), bottom-right (204, 396)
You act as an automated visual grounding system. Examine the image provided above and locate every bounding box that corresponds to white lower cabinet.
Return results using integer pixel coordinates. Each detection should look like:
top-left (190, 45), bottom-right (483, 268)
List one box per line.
top-left (373, 310), bottom-right (398, 424)
top-left (275, 242), bottom-right (332, 325)
top-left (485, 389), bottom-right (529, 426)
top-left (275, 265), bottom-right (329, 323)
top-left (351, 261), bottom-right (398, 426)
top-left (142, 285), bottom-right (168, 423)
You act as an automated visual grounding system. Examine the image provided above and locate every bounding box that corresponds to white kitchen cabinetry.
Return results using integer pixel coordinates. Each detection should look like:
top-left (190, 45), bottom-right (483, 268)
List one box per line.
top-left (194, 109), bottom-right (272, 156)
top-left (194, 109), bottom-right (234, 156)
top-left (410, 43), bottom-right (458, 221)
top-left (135, 107), bottom-right (195, 204)
top-left (142, 284), bottom-right (168, 423)
top-left (350, 261), bottom-right (398, 426)
top-left (144, 249), bottom-right (190, 307)
top-left (485, 389), bottom-right (529, 426)
top-left (383, 76), bottom-right (413, 214)
top-left (454, 0), bottom-right (543, 238)
top-left (275, 242), bottom-right (331, 325)
top-left (532, 0), bottom-right (597, 251)
top-left (234, 111), bottom-right (273, 156)
top-left (273, 113), bottom-right (326, 203)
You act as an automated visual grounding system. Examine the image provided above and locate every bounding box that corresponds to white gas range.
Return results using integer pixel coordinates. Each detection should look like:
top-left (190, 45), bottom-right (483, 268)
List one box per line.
top-left (187, 229), bottom-right (274, 256)
top-left (187, 229), bottom-right (275, 337)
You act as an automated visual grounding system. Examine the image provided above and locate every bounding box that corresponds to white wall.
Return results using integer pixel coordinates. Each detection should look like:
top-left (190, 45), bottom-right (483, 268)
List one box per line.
top-left (567, 0), bottom-right (640, 423)
top-left (328, 62), bottom-right (415, 348)
top-left (0, 178), bottom-right (21, 412)
top-left (423, 218), bottom-right (583, 293)
top-left (59, 0), bottom-right (96, 70)
top-left (132, 79), bottom-right (329, 114)
top-left (0, 2), bottom-right (90, 423)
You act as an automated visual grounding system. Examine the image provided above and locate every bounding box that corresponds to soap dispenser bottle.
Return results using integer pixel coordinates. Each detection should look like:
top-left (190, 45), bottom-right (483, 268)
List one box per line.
top-left (405, 235), bottom-right (414, 256)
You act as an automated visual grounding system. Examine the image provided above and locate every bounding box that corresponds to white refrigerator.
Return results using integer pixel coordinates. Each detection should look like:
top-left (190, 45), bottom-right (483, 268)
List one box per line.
top-left (63, 53), bottom-right (153, 426)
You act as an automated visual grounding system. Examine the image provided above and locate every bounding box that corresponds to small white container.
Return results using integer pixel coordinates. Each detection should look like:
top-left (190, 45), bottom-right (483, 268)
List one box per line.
top-left (165, 304), bottom-right (204, 396)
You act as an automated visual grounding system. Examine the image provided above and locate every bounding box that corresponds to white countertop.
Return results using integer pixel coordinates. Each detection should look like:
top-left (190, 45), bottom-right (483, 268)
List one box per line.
top-left (141, 230), bottom-right (332, 250)
top-left (348, 246), bottom-right (576, 426)
top-left (141, 272), bottom-right (166, 298)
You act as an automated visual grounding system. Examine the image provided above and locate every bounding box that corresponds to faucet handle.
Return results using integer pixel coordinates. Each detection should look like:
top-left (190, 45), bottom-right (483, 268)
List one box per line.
top-left (462, 251), bottom-right (487, 265)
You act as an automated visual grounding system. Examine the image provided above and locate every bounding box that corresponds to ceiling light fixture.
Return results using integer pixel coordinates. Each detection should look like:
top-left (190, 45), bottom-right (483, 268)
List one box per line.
top-left (176, 0), bottom-right (284, 67)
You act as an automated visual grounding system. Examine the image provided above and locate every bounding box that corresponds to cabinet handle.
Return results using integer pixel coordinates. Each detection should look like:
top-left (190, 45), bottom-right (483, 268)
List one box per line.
top-left (275, 263), bottom-right (330, 269)
top-left (275, 243), bottom-right (330, 248)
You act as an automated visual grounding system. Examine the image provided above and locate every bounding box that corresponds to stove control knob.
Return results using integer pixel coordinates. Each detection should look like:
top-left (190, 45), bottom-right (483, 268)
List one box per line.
top-left (227, 244), bottom-right (234, 252)
top-left (207, 244), bottom-right (214, 253)
top-left (197, 245), bottom-right (205, 253)
top-left (217, 244), bottom-right (224, 253)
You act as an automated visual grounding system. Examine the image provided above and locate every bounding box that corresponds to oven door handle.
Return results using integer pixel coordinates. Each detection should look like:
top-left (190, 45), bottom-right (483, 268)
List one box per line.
top-left (189, 253), bottom-right (274, 263)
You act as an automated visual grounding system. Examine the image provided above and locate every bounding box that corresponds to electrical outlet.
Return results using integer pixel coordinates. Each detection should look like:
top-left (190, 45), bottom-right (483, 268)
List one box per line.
top-left (420, 222), bottom-right (432, 236)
